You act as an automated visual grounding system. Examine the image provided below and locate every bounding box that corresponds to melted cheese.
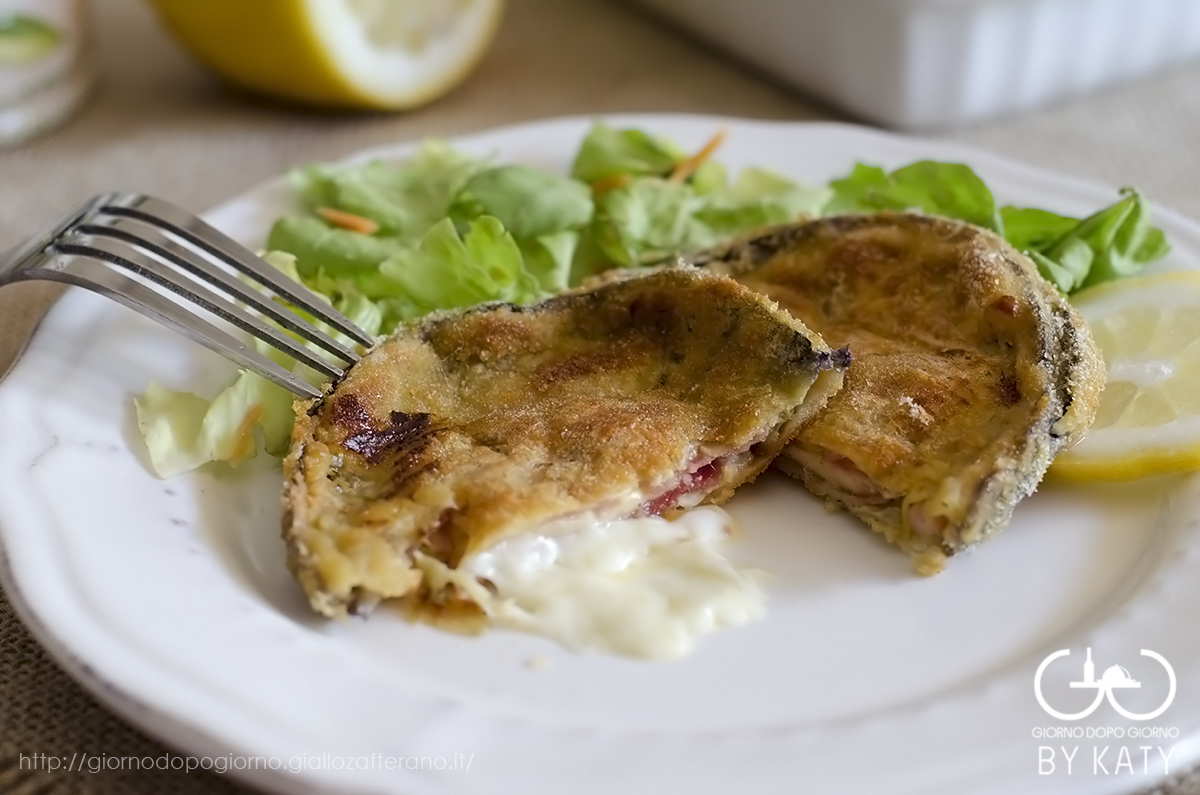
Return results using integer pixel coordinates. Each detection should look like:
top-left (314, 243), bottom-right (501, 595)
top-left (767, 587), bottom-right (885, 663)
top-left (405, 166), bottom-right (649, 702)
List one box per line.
top-left (459, 508), bottom-right (765, 660)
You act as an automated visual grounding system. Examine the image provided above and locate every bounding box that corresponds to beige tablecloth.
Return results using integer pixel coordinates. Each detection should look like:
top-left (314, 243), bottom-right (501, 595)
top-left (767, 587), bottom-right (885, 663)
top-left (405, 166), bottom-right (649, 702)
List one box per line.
top-left (2, 0), bottom-right (1199, 792)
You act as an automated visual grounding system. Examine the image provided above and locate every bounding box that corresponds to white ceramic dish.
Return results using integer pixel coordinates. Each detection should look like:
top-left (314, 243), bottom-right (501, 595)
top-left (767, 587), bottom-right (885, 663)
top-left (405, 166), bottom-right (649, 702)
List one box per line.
top-left (626, 0), bottom-right (1200, 129)
top-left (1, 115), bottom-right (1200, 795)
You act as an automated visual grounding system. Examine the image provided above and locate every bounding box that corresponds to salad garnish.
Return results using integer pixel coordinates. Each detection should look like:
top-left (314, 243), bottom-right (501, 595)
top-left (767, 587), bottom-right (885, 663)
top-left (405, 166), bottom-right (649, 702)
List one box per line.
top-left (135, 123), bottom-right (1171, 477)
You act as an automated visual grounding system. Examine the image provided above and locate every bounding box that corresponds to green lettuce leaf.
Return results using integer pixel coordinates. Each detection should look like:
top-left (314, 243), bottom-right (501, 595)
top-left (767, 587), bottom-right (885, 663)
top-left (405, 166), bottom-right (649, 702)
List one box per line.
top-left (455, 165), bottom-right (593, 239)
top-left (585, 165), bottom-right (829, 269)
top-left (332, 287), bottom-right (384, 339)
top-left (567, 225), bottom-right (615, 287)
top-left (521, 230), bottom-right (579, 293)
top-left (135, 373), bottom-right (295, 478)
top-left (266, 216), bottom-right (408, 298)
top-left (826, 160), bottom-right (1170, 293)
top-left (823, 163), bottom-right (888, 215)
top-left (697, 168), bottom-right (831, 237)
top-left (1029, 242), bottom-right (1094, 294)
top-left (827, 160), bottom-right (1001, 232)
top-left (378, 216), bottom-right (542, 313)
top-left (290, 140), bottom-right (482, 239)
top-left (1003, 189), bottom-right (1170, 293)
top-left (999, 206), bottom-right (1079, 252)
top-left (1073, 188), bottom-right (1169, 288)
top-left (570, 123), bottom-right (684, 183)
top-left (689, 160), bottom-right (727, 195)
top-left (591, 178), bottom-right (716, 267)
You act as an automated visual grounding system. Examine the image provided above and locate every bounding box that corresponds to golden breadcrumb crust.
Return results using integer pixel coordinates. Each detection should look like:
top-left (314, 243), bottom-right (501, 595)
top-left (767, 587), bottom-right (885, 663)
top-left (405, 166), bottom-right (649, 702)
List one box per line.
top-left (283, 266), bottom-right (846, 617)
top-left (700, 214), bottom-right (1104, 571)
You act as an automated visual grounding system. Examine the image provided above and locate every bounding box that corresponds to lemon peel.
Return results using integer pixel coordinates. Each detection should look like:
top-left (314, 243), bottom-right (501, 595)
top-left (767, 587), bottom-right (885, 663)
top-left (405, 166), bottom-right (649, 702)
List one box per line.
top-left (147, 0), bottom-right (504, 110)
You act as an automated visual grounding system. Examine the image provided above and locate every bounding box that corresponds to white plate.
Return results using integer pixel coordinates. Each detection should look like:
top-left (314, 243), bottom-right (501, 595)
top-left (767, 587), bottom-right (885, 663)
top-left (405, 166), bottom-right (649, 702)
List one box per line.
top-left (2, 115), bottom-right (1200, 795)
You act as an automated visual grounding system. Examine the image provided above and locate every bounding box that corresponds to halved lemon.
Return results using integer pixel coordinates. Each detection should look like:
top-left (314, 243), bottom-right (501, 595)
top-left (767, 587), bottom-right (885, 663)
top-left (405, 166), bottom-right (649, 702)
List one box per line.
top-left (147, 0), bottom-right (505, 110)
top-left (1051, 271), bottom-right (1200, 481)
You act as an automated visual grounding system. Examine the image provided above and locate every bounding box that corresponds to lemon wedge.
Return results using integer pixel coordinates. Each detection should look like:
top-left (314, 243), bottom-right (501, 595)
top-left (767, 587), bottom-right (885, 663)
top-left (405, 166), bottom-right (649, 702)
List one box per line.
top-left (147, 0), bottom-right (505, 110)
top-left (1051, 271), bottom-right (1200, 481)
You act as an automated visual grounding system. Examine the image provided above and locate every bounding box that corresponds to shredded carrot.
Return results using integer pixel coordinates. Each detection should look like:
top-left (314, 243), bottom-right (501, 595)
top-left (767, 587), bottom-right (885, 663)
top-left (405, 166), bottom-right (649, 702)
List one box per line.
top-left (228, 404), bottom-right (263, 466)
top-left (668, 127), bottom-right (729, 185)
top-left (317, 206), bottom-right (380, 235)
top-left (590, 173), bottom-right (631, 195)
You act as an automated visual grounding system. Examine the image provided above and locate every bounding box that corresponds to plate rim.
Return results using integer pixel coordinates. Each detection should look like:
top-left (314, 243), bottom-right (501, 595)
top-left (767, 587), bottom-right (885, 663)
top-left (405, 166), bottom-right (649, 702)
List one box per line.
top-left (3, 112), bottom-right (1200, 795)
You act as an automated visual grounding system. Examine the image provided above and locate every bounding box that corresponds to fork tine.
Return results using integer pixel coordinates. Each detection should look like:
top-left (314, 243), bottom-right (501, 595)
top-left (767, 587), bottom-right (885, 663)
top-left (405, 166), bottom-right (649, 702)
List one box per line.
top-left (99, 194), bottom-right (376, 347)
top-left (77, 214), bottom-right (361, 364)
top-left (55, 231), bottom-right (344, 382)
top-left (38, 252), bottom-right (323, 400)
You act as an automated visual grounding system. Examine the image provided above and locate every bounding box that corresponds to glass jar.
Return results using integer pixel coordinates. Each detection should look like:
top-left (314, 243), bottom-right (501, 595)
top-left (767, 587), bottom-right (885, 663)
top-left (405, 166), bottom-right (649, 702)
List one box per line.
top-left (0, 0), bottom-right (93, 146)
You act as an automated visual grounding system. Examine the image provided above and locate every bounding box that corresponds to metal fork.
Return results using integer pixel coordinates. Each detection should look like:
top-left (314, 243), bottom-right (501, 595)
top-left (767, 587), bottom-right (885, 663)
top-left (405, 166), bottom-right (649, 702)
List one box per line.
top-left (0, 192), bottom-right (376, 400)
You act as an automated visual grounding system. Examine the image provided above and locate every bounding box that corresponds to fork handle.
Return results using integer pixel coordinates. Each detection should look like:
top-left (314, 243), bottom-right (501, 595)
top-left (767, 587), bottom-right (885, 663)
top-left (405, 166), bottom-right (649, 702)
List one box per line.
top-left (0, 193), bottom-right (115, 285)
